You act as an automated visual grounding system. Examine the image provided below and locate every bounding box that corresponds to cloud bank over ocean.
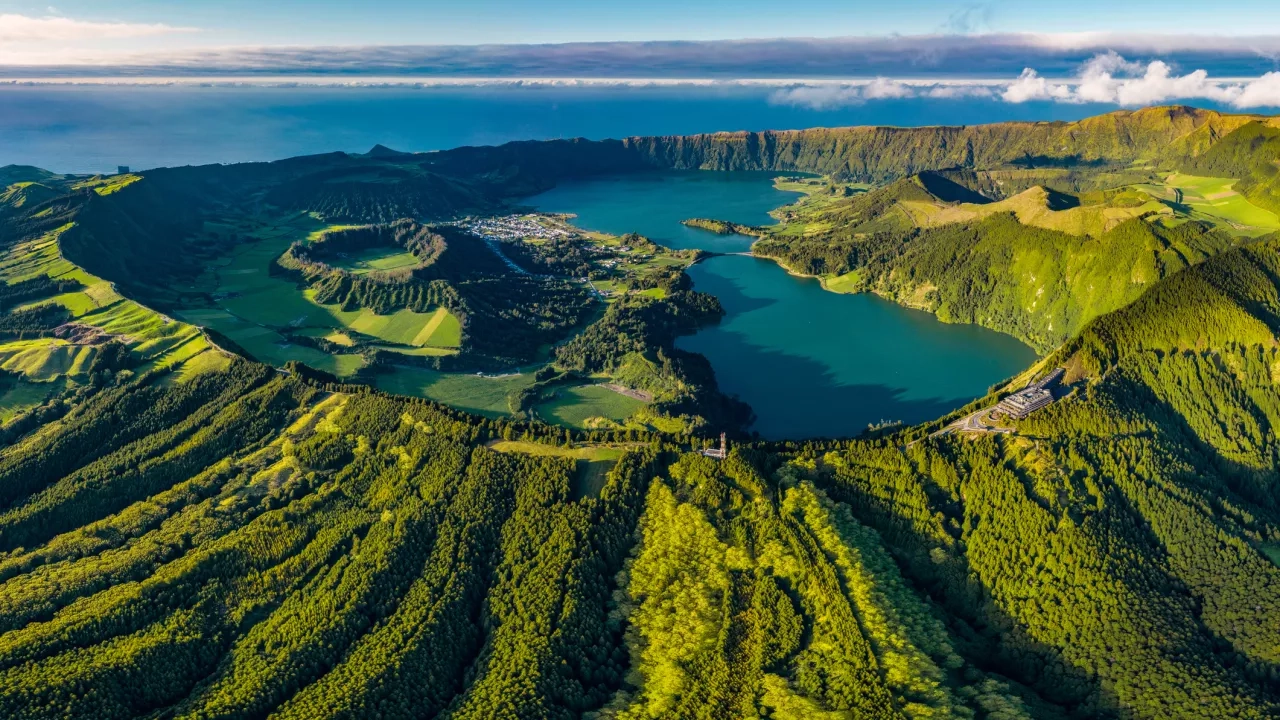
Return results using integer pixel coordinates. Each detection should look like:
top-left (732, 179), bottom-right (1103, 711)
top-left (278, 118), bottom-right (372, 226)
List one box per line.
top-left (3, 34), bottom-right (1280, 109)
top-left (766, 53), bottom-right (1280, 110)
top-left (5, 33), bottom-right (1280, 78)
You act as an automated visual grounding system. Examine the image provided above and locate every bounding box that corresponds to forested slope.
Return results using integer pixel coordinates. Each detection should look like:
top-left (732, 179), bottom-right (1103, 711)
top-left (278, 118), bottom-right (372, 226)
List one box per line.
top-left (756, 212), bottom-right (1242, 352)
top-left (0, 220), bottom-right (1279, 720)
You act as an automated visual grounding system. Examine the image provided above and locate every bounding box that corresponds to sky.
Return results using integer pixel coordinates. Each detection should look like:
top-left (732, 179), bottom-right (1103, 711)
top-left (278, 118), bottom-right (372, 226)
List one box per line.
top-left (3, 1), bottom-right (1280, 108)
top-left (5, 0), bottom-right (1280, 53)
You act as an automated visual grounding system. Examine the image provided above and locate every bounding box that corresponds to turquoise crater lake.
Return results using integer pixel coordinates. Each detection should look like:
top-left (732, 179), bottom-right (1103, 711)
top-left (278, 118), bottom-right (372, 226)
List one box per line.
top-left (530, 172), bottom-right (1038, 439)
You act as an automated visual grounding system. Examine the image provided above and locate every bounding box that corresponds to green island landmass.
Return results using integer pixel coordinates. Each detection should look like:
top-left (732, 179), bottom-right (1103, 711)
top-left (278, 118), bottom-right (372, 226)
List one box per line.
top-left (1, 106), bottom-right (1280, 718)
top-left (681, 217), bottom-right (768, 236)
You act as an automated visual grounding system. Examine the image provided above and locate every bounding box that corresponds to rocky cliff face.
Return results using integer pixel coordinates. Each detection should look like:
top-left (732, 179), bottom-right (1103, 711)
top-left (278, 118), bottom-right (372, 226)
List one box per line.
top-left (616, 105), bottom-right (1260, 180)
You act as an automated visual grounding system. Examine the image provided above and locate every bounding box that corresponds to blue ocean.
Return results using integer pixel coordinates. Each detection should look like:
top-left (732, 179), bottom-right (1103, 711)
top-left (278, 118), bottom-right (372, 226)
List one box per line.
top-left (0, 84), bottom-right (1201, 173)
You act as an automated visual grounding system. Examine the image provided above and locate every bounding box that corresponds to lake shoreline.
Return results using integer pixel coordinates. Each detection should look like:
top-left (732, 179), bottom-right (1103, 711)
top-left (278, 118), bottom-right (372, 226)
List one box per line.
top-left (738, 243), bottom-right (1044, 353)
top-left (532, 171), bottom-right (1038, 439)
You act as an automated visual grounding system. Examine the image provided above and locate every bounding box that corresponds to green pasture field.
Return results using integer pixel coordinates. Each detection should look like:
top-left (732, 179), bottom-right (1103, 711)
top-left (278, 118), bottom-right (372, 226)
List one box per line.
top-left (823, 271), bottom-right (861, 293)
top-left (324, 331), bottom-right (355, 346)
top-left (1160, 174), bottom-right (1280, 234)
top-left (1, 231), bottom-right (80, 284)
top-left (177, 307), bottom-right (364, 378)
top-left (318, 297), bottom-right (458, 348)
top-left (0, 339), bottom-right (95, 381)
top-left (412, 307), bottom-right (461, 347)
top-left (374, 367), bottom-right (535, 418)
top-left (225, 323), bottom-right (365, 378)
top-left (332, 247), bottom-right (420, 274)
top-left (13, 289), bottom-right (100, 316)
top-left (370, 345), bottom-right (457, 357)
top-left (1262, 543), bottom-right (1280, 569)
top-left (72, 174), bottom-right (140, 196)
top-left (1195, 195), bottom-right (1280, 232)
top-left (1165, 173), bottom-right (1234, 198)
top-left (536, 384), bottom-right (646, 428)
top-left (0, 376), bottom-right (64, 422)
top-left (488, 439), bottom-right (624, 462)
top-left (162, 348), bottom-right (233, 384)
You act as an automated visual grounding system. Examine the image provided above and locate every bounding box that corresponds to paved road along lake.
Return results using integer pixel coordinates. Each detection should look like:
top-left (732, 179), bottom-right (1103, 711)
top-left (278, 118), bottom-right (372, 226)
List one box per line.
top-left (531, 171), bottom-right (1038, 439)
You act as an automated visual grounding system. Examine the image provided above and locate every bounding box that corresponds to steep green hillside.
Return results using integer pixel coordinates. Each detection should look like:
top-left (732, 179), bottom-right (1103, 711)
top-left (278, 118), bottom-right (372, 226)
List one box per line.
top-left (0, 183), bottom-right (60, 216)
top-left (757, 212), bottom-right (1241, 352)
top-left (733, 109), bottom-right (1280, 357)
top-left (0, 166), bottom-right (77, 189)
top-left (2, 234), bottom-right (1280, 717)
top-left (0, 220), bottom-right (228, 420)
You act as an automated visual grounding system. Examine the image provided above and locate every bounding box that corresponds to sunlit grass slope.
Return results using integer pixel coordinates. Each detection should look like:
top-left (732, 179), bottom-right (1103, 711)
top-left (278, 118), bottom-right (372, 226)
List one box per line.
top-left (0, 225), bottom-right (227, 417)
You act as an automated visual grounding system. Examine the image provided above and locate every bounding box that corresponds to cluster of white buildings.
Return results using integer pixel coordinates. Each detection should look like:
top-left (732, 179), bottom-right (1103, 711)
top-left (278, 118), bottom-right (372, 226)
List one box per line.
top-left (993, 368), bottom-right (1064, 419)
top-left (458, 215), bottom-right (570, 241)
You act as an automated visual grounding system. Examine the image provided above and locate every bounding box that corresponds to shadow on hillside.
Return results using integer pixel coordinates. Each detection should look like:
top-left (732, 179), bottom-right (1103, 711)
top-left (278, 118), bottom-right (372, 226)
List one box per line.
top-left (818, 471), bottom-right (1123, 718)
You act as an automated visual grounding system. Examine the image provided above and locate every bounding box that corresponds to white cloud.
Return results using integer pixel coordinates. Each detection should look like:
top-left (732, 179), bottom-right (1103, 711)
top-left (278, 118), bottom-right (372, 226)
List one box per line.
top-left (1075, 50), bottom-right (1142, 102)
top-left (767, 78), bottom-right (920, 109)
top-left (0, 14), bottom-right (194, 44)
top-left (1115, 63), bottom-right (1222, 106)
top-left (769, 78), bottom-right (1009, 109)
top-left (1232, 72), bottom-right (1280, 109)
top-left (1001, 69), bottom-right (1074, 103)
top-left (862, 77), bottom-right (915, 100)
top-left (769, 84), bottom-right (867, 109)
top-left (925, 85), bottom-right (994, 99)
top-left (1071, 54), bottom-right (1232, 106)
top-left (998, 53), bottom-right (1280, 109)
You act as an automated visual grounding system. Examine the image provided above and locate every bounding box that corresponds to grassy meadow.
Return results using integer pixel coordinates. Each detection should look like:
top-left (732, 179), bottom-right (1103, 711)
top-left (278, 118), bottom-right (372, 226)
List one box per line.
top-left (536, 384), bottom-right (647, 428)
top-left (1162, 173), bottom-right (1280, 234)
top-left (0, 226), bottom-right (223, 407)
top-left (0, 376), bottom-right (62, 421)
top-left (374, 366), bottom-right (535, 418)
top-left (332, 246), bottom-right (420, 274)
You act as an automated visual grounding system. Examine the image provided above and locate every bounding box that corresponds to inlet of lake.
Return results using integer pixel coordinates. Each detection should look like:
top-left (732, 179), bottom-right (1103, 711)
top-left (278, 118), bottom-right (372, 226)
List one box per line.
top-left (530, 172), bottom-right (1038, 439)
